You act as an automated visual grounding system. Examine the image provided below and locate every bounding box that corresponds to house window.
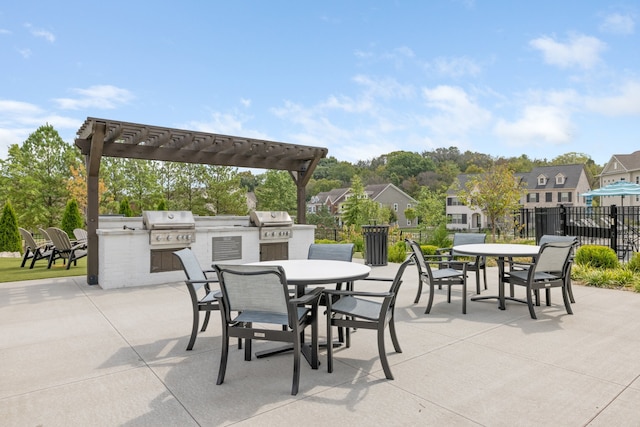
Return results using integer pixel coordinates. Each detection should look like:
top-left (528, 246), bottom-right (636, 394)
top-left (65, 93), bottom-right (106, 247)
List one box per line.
top-left (558, 192), bottom-right (571, 203)
top-left (393, 203), bottom-right (398, 212)
top-left (307, 205), bottom-right (316, 213)
top-left (555, 175), bottom-right (565, 185)
top-left (527, 193), bottom-right (539, 203)
top-left (538, 175), bottom-right (547, 185)
top-left (447, 197), bottom-right (464, 206)
top-left (546, 192), bottom-right (553, 202)
top-left (407, 203), bottom-right (411, 209)
top-left (407, 219), bottom-right (412, 226)
top-left (447, 214), bottom-right (466, 225)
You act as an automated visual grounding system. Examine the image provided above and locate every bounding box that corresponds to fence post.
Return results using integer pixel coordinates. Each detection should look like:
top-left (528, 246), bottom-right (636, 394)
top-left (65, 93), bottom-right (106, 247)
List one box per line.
top-left (610, 205), bottom-right (618, 253)
top-left (559, 204), bottom-right (567, 236)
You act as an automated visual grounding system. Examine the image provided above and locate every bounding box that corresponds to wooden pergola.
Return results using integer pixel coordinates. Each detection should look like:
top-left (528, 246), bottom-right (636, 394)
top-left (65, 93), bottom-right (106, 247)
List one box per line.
top-left (75, 117), bottom-right (328, 285)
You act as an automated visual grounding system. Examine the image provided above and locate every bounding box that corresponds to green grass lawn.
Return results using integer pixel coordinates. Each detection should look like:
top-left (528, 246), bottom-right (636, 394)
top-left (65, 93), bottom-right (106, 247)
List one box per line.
top-left (0, 256), bottom-right (87, 283)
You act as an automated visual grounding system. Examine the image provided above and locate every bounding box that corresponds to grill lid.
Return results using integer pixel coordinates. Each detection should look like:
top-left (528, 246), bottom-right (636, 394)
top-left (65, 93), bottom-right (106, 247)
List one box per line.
top-left (142, 210), bottom-right (196, 230)
top-left (249, 211), bottom-right (293, 227)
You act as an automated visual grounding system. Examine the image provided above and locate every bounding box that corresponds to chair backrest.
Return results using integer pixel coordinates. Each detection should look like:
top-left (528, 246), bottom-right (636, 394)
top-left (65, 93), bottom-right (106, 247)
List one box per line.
top-left (388, 257), bottom-right (412, 301)
top-left (19, 228), bottom-right (39, 251)
top-left (38, 227), bottom-right (52, 243)
top-left (46, 227), bottom-right (73, 252)
top-left (406, 238), bottom-right (434, 279)
top-left (73, 228), bottom-right (88, 242)
top-left (173, 248), bottom-right (208, 291)
top-left (452, 233), bottom-right (486, 256)
top-left (533, 241), bottom-right (574, 275)
top-left (538, 235), bottom-right (577, 246)
top-left (307, 243), bottom-right (354, 261)
top-left (214, 264), bottom-right (290, 322)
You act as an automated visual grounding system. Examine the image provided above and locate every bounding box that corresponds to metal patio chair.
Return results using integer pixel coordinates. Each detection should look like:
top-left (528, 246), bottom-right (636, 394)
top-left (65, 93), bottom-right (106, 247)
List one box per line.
top-left (437, 232), bottom-right (487, 295)
top-left (214, 264), bottom-right (322, 395)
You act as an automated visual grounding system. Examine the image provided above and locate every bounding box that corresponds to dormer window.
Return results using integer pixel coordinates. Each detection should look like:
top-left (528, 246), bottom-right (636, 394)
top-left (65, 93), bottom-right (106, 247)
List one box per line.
top-left (555, 174), bottom-right (565, 185)
top-left (537, 175), bottom-right (547, 185)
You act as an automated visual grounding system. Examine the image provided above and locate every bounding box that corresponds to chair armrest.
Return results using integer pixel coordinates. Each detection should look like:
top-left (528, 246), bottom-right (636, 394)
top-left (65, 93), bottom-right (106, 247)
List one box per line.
top-left (323, 289), bottom-right (393, 298)
top-left (436, 247), bottom-right (452, 255)
top-left (360, 276), bottom-right (393, 283)
top-left (186, 278), bottom-right (219, 286)
top-left (291, 286), bottom-right (324, 305)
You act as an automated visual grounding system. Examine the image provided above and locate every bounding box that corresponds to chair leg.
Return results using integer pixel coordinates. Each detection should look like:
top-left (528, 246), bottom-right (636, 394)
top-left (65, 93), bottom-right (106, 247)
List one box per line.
top-left (186, 306), bottom-right (199, 351)
top-left (244, 323), bottom-right (252, 361)
top-left (475, 269), bottom-right (481, 295)
top-left (413, 271), bottom-right (423, 303)
top-left (545, 289), bottom-right (551, 306)
top-left (562, 284), bottom-right (574, 315)
top-left (377, 325), bottom-right (393, 380)
top-left (200, 310), bottom-right (211, 332)
top-left (567, 278), bottom-right (576, 304)
top-left (216, 325), bottom-right (230, 386)
top-left (20, 251), bottom-right (30, 268)
top-left (291, 327), bottom-right (301, 395)
top-left (425, 283), bottom-right (435, 314)
top-left (462, 279), bottom-right (467, 315)
top-left (388, 316), bottom-right (402, 353)
top-left (526, 288), bottom-right (538, 319)
top-left (326, 314), bottom-right (334, 374)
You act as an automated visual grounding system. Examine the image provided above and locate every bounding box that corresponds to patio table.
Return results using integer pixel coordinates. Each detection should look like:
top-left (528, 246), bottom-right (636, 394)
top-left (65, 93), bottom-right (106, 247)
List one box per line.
top-left (452, 243), bottom-right (540, 310)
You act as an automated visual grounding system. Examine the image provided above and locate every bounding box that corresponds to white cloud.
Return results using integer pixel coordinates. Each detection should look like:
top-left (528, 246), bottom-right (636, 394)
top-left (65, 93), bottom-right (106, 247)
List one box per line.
top-left (431, 56), bottom-right (482, 77)
top-left (186, 112), bottom-right (270, 140)
top-left (530, 33), bottom-right (607, 69)
top-left (494, 105), bottom-right (574, 145)
top-left (599, 13), bottom-right (635, 35)
top-left (421, 85), bottom-right (492, 135)
top-left (17, 48), bottom-right (32, 59)
top-left (54, 85), bottom-right (134, 110)
top-left (24, 23), bottom-right (55, 42)
top-left (584, 80), bottom-right (640, 116)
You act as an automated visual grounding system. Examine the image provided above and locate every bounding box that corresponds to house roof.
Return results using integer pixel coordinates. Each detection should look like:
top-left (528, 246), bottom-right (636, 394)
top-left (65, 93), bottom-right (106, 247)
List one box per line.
top-left (311, 183), bottom-right (416, 205)
top-left (606, 150), bottom-right (640, 173)
top-left (449, 164), bottom-right (586, 194)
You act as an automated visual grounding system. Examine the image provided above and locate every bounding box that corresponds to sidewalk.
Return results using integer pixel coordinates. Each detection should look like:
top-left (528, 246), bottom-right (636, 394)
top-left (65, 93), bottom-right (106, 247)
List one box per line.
top-left (1, 263), bottom-right (639, 426)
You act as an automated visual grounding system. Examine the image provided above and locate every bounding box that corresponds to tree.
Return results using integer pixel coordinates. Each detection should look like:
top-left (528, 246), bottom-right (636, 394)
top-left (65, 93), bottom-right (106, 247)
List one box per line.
top-left (201, 165), bottom-right (248, 215)
top-left (0, 124), bottom-right (77, 229)
top-left (255, 170), bottom-right (297, 214)
top-left (341, 175), bottom-right (382, 227)
top-left (67, 163), bottom-right (107, 216)
top-left (61, 199), bottom-right (84, 236)
top-left (458, 164), bottom-right (526, 242)
top-left (0, 201), bottom-right (21, 253)
top-left (119, 198), bottom-right (133, 217)
top-left (384, 151), bottom-right (434, 187)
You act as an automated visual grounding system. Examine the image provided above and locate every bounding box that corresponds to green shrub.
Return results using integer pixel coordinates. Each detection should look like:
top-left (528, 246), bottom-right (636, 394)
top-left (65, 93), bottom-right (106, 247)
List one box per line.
top-left (575, 245), bottom-right (619, 269)
top-left (626, 252), bottom-right (640, 273)
top-left (61, 199), bottom-right (84, 237)
top-left (572, 264), bottom-right (637, 288)
top-left (0, 201), bottom-right (21, 253)
top-left (420, 244), bottom-right (438, 255)
top-left (388, 240), bottom-right (408, 263)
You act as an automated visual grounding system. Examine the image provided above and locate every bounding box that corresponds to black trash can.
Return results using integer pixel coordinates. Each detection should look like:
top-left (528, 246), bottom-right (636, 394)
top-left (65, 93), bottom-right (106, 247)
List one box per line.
top-left (362, 225), bottom-right (389, 266)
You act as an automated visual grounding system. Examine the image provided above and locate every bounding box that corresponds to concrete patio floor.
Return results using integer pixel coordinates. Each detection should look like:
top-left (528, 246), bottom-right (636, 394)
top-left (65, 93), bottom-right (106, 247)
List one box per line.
top-left (2, 261), bottom-right (640, 426)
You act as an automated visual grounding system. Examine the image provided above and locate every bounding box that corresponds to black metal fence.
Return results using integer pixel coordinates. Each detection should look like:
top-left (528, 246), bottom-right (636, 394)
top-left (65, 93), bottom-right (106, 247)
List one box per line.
top-left (315, 205), bottom-right (640, 261)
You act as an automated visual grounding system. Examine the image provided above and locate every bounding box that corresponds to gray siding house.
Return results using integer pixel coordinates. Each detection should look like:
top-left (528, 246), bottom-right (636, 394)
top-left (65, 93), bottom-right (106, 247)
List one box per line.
top-left (598, 150), bottom-right (640, 207)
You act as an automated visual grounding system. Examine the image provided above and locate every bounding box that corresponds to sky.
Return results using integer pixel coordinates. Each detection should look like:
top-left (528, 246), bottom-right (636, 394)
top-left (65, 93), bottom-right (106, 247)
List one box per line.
top-left (1, 1), bottom-right (639, 167)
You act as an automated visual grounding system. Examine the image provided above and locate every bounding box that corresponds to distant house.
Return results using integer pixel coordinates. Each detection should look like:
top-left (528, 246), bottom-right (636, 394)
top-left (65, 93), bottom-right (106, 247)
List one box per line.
top-left (598, 150), bottom-right (640, 207)
top-left (446, 164), bottom-right (591, 230)
top-left (308, 183), bottom-right (418, 228)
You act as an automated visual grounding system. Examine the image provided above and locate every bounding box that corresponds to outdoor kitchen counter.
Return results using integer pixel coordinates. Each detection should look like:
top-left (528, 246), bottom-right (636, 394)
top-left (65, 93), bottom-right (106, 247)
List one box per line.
top-left (95, 218), bottom-right (315, 289)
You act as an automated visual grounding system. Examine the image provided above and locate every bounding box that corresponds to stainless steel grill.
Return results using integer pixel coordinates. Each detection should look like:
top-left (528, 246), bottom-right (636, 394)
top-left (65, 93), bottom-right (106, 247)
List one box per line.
top-left (249, 211), bottom-right (293, 241)
top-left (142, 210), bottom-right (196, 247)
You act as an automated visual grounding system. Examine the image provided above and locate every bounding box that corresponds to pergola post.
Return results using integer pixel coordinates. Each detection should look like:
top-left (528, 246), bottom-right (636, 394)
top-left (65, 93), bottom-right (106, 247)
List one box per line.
top-left (85, 122), bottom-right (105, 285)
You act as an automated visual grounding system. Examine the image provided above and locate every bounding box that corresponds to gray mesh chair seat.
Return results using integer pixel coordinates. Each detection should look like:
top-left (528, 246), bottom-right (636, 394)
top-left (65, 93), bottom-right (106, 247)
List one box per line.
top-left (501, 241), bottom-right (574, 319)
top-left (406, 239), bottom-right (468, 314)
top-left (173, 248), bottom-right (221, 351)
top-left (214, 264), bottom-right (322, 395)
top-left (325, 258), bottom-right (412, 380)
